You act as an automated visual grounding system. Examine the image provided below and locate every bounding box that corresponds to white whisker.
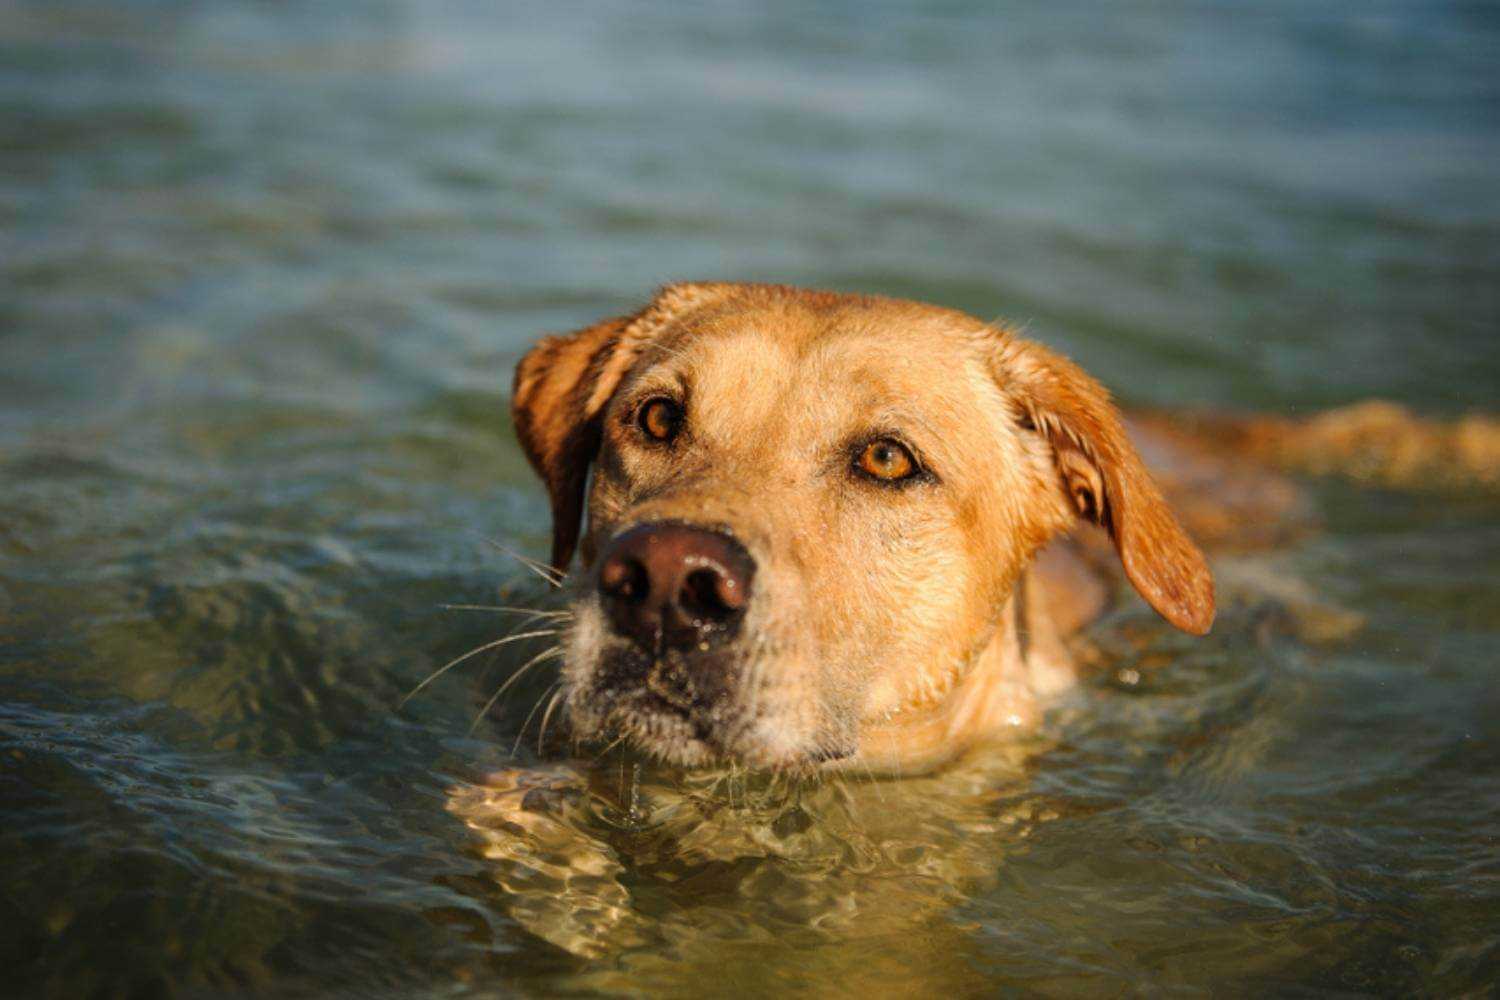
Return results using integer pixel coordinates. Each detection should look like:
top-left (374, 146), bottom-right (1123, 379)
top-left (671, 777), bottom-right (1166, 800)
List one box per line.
top-left (466, 645), bottom-right (564, 733)
top-left (591, 732), bottom-right (627, 763)
top-left (510, 681), bottom-right (563, 757)
top-left (479, 536), bottom-right (567, 588)
top-left (398, 629), bottom-right (558, 708)
top-left (536, 686), bottom-right (566, 754)
top-left (439, 603), bottom-right (571, 618)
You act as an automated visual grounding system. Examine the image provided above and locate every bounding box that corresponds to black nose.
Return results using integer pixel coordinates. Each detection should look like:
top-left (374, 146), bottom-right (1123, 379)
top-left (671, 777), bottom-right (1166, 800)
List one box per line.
top-left (596, 521), bottom-right (755, 654)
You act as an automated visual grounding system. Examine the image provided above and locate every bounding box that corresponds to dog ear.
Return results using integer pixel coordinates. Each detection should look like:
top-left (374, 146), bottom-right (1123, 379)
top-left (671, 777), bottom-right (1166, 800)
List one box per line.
top-left (511, 283), bottom-right (734, 573)
top-left (994, 334), bottom-right (1215, 635)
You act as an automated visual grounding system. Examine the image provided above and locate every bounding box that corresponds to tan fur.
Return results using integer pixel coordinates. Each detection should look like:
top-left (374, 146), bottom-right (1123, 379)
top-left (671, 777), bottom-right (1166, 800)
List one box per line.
top-left (511, 283), bottom-right (1215, 775)
top-left (1155, 401), bottom-right (1500, 493)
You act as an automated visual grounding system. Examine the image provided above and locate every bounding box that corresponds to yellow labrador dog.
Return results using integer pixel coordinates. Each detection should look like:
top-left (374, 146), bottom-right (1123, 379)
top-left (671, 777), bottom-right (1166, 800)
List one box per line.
top-left (450, 282), bottom-right (1500, 963)
top-left (509, 281), bottom-right (1214, 777)
top-left (447, 280), bottom-right (1500, 959)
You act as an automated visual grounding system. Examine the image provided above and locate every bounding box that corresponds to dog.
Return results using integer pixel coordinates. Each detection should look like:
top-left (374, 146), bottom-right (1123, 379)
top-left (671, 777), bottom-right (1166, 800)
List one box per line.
top-left (508, 281), bottom-right (1215, 777)
top-left (451, 281), bottom-right (1500, 961)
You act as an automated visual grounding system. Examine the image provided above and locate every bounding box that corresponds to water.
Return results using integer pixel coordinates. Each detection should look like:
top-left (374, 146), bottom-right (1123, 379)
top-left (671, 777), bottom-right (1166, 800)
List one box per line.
top-left (1, 1), bottom-right (1497, 995)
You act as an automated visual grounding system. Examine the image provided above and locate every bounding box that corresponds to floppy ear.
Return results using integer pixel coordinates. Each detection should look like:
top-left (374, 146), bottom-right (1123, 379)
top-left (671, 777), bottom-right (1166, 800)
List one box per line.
top-left (510, 283), bottom-right (733, 573)
top-left (994, 334), bottom-right (1216, 635)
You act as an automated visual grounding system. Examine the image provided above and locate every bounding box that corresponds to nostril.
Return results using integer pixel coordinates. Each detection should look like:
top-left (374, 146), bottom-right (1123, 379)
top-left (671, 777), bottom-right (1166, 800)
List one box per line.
top-left (599, 555), bottom-right (649, 602)
top-left (595, 521), bottom-right (755, 654)
top-left (678, 566), bottom-right (745, 623)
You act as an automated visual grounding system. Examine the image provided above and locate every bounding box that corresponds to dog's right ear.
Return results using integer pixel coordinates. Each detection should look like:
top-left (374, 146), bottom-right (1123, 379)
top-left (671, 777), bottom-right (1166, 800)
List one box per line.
top-left (510, 283), bottom-right (733, 573)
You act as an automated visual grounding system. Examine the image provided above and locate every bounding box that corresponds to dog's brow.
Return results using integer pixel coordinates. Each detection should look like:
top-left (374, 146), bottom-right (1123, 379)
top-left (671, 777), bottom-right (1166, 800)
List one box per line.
top-left (852, 403), bottom-right (964, 468)
top-left (619, 367), bottom-right (688, 404)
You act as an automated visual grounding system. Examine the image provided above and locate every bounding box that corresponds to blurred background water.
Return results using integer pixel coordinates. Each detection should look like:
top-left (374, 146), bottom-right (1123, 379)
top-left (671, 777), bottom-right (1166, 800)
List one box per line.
top-left (1, 1), bottom-right (1497, 996)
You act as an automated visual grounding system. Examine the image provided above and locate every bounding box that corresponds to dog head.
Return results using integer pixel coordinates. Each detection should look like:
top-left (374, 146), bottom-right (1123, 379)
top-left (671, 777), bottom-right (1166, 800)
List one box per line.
top-left (512, 283), bottom-right (1212, 772)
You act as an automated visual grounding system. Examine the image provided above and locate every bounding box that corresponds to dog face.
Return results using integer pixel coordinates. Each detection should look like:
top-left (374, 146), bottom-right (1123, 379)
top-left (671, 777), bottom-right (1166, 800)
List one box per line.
top-left (512, 284), bottom-right (1211, 773)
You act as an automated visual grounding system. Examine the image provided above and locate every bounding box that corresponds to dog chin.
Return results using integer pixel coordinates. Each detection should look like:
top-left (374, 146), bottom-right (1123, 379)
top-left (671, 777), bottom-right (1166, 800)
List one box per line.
top-left (565, 681), bottom-right (840, 773)
top-left (563, 688), bottom-right (709, 765)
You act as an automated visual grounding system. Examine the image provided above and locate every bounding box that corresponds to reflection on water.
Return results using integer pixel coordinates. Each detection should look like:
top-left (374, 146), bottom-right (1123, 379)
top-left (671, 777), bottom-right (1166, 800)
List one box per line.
top-left (447, 740), bottom-right (1043, 967)
top-left (2, 1), bottom-right (1497, 996)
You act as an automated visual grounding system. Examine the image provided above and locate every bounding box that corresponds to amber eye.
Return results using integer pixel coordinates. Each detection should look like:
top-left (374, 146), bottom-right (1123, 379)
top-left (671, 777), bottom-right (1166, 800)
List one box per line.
top-left (637, 397), bottom-right (683, 443)
top-left (855, 438), bottom-right (918, 482)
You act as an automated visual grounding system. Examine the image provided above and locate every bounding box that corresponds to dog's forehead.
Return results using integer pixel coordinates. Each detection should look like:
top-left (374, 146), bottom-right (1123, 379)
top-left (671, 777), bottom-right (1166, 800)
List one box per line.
top-left (661, 296), bottom-right (995, 412)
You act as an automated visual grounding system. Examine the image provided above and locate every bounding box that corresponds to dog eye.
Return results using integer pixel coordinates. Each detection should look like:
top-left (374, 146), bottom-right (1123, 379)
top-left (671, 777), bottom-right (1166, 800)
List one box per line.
top-left (855, 438), bottom-right (918, 482)
top-left (636, 397), bottom-right (683, 443)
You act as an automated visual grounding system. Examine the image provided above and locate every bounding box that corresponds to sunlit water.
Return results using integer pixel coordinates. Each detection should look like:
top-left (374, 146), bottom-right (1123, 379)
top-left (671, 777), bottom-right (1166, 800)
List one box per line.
top-left (2, 2), bottom-right (1497, 996)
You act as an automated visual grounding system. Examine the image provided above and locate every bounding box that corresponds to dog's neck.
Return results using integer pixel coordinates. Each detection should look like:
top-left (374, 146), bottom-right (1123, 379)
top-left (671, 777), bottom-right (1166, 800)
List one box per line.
top-left (837, 568), bottom-right (1075, 775)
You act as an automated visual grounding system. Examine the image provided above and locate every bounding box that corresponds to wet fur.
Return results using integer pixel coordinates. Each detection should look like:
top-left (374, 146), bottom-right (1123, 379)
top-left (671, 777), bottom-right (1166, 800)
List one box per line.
top-left (512, 283), bottom-right (1214, 775)
top-left (468, 281), bottom-right (1493, 959)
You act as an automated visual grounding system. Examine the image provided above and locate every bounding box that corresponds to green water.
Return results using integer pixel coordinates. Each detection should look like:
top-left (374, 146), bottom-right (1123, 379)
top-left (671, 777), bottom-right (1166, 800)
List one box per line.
top-left (2, 2), bottom-right (1497, 996)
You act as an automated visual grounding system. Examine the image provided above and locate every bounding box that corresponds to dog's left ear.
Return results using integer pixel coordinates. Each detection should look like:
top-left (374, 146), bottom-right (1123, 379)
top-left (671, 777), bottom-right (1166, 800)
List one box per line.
top-left (993, 334), bottom-right (1216, 635)
top-left (511, 283), bottom-right (734, 573)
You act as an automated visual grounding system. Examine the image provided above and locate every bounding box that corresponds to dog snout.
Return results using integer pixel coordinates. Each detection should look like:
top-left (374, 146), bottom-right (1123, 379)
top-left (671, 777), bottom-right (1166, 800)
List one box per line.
top-left (596, 521), bottom-right (755, 654)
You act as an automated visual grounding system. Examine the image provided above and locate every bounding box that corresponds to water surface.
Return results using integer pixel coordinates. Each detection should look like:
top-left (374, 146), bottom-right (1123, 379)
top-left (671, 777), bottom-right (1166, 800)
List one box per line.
top-left (2, 1), bottom-right (1497, 995)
